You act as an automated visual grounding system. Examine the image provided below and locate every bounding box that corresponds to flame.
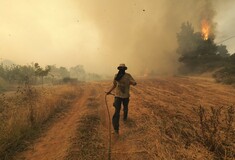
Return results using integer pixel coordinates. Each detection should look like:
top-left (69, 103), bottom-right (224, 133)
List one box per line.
top-left (201, 19), bottom-right (210, 40)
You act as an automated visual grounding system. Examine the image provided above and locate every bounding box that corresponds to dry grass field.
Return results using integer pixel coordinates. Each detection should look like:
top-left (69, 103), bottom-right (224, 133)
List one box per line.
top-left (0, 84), bottom-right (82, 159)
top-left (1, 76), bottom-right (235, 160)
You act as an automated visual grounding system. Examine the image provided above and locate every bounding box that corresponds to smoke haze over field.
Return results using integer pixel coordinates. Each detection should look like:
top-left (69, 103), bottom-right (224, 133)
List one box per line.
top-left (0, 0), bottom-right (235, 75)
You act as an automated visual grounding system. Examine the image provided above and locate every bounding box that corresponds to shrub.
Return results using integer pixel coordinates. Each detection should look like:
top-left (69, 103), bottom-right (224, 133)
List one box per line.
top-left (213, 66), bottom-right (235, 84)
top-left (195, 106), bottom-right (235, 159)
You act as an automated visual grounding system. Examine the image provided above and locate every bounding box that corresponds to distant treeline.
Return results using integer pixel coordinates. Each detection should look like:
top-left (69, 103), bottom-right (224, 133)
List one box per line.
top-left (0, 63), bottom-right (102, 91)
top-left (177, 22), bottom-right (235, 84)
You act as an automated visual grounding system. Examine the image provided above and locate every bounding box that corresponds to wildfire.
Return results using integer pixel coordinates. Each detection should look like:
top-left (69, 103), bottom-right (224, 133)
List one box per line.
top-left (201, 19), bottom-right (210, 40)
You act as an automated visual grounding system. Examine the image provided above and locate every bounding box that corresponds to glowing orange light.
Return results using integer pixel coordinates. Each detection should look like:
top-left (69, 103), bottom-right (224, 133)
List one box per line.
top-left (201, 19), bottom-right (210, 40)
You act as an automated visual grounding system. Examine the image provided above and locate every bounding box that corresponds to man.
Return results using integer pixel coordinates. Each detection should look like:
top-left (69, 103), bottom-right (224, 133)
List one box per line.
top-left (106, 64), bottom-right (137, 134)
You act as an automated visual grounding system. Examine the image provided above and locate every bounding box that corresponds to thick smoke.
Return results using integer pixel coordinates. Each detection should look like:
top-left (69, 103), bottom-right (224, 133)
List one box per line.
top-left (74, 0), bottom-right (218, 75)
top-left (1, 0), bottom-right (234, 75)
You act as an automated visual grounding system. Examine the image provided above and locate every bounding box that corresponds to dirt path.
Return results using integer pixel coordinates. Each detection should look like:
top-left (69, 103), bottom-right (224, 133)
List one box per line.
top-left (13, 77), bottom-right (235, 160)
top-left (14, 84), bottom-right (93, 160)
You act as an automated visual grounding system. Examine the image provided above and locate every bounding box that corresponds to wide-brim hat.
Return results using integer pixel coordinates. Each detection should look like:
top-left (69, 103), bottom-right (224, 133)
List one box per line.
top-left (117, 63), bottom-right (127, 70)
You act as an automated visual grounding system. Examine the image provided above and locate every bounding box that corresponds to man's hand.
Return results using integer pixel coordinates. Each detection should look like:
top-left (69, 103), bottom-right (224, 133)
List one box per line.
top-left (106, 91), bottom-right (115, 96)
top-left (106, 84), bottom-right (116, 95)
top-left (106, 91), bottom-right (111, 95)
top-left (130, 81), bottom-right (137, 86)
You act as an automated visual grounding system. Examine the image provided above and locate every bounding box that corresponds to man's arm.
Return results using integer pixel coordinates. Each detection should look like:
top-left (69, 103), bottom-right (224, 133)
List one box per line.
top-left (106, 76), bottom-right (117, 95)
top-left (106, 84), bottom-right (116, 94)
top-left (130, 81), bottom-right (137, 86)
top-left (129, 74), bottom-right (137, 86)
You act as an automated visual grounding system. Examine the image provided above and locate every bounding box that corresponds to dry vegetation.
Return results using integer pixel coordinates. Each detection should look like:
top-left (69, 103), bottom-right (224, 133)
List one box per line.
top-left (114, 77), bottom-right (235, 160)
top-left (0, 84), bottom-right (81, 159)
top-left (0, 77), bottom-right (234, 160)
top-left (195, 106), bottom-right (235, 158)
top-left (66, 113), bottom-right (106, 160)
top-left (66, 87), bottom-right (106, 160)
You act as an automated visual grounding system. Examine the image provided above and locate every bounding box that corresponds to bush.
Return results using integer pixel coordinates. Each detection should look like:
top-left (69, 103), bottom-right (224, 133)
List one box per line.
top-left (194, 106), bottom-right (235, 159)
top-left (213, 66), bottom-right (235, 84)
top-left (0, 77), bottom-right (9, 93)
top-left (62, 77), bottom-right (79, 84)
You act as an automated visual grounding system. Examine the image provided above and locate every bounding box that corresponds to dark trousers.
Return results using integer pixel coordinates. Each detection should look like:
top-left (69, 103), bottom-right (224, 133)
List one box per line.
top-left (112, 97), bottom-right (129, 131)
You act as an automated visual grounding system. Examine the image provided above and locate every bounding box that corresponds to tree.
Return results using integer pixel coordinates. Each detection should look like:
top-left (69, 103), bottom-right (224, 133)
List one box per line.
top-left (0, 64), bottom-right (35, 84)
top-left (177, 22), bottom-right (195, 57)
top-left (229, 53), bottom-right (235, 65)
top-left (0, 63), bottom-right (6, 79)
top-left (217, 44), bottom-right (229, 58)
top-left (177, 22), bottom-right (223, 73)
top-left (59, 67), bottom-right (70, 78)
top-left (34, 63), bottom-right (51, 86)
top-left (70, 65), bottom-right (86, 81)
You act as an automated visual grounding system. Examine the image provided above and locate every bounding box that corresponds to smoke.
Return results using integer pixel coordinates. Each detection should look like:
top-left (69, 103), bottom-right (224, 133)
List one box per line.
top-left (199, 0), bottom-right (216, 38)
top-left (74, 0), bottom-right (219, 75)
top-left (214, 0), bottom-right (235, 53)
top-left (1, 0), bottom-right (234, 75)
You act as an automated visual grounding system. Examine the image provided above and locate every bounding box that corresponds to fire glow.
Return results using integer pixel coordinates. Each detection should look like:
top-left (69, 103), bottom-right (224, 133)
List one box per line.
top-left (201, 19), bottom-right (210, 40)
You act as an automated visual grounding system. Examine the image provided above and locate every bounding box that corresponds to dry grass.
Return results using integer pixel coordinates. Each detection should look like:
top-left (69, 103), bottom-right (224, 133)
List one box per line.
top-left (0, 84), bottom-right (81, 159)
top-left (66, 89), bottom-right (106, 160)
top-left (151, 106), bottom-right (214, 160)
top-left (150, 105), bottom-right (235, 160)
top-left (129, 78), bottom-right (235, 160)
top-left (194, 106), bottom-right (235, 159)
top-left (66, 113), bottom-right (106, 160)
top-left (1, 77), bottom-right (234, 160)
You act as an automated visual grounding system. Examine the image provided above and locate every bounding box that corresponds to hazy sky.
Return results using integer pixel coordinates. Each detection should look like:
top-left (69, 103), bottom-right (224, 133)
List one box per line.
top-left (0, 0), bottom-right (235, 75)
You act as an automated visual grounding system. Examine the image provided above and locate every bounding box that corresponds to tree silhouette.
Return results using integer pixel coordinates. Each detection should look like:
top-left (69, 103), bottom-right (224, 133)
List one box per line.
top-left (34, 63), bottom-right (51, 86)
top-left (177, 22), bottom-right (223, 73)
top-left (217, 44), bottom-right (229, 58)
top-left (70, 65), bottom-right (86, 81)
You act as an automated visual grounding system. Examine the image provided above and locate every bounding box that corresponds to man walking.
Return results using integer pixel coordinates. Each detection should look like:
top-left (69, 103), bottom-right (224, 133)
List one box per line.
top-left (106, 64), bottom-right (137, 134)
